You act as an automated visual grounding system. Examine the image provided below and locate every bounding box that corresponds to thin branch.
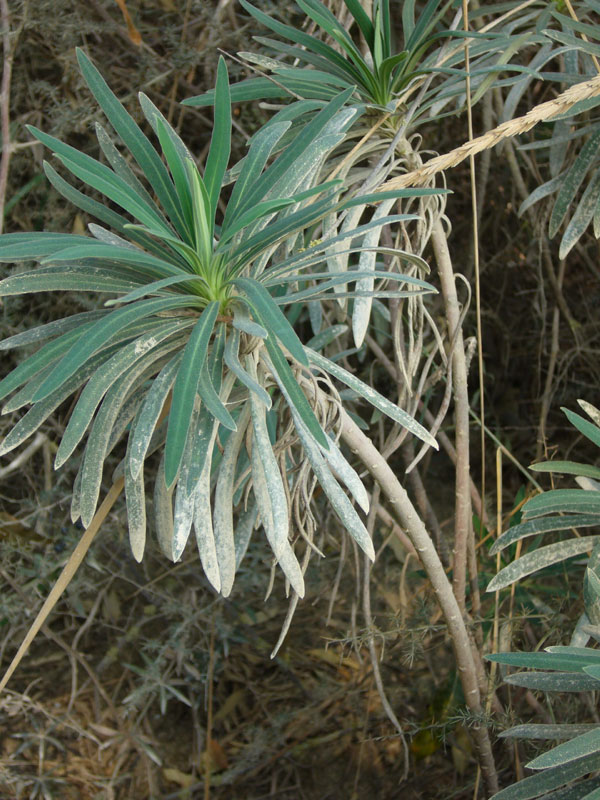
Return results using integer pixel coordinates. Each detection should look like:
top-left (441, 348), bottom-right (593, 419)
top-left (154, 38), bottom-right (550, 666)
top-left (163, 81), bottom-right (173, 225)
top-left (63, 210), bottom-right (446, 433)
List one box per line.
top-left (0, 0), bottom-right (15, 233)
top-left (431, 218), bottom-right (473, 615)
top-left (362, 485), bottom-right (410, 780)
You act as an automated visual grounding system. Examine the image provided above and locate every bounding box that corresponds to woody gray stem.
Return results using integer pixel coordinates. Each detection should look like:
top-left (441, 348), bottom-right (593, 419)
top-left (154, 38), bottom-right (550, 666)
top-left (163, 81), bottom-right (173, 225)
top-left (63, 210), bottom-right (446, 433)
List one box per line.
top-left (431, 217), bottom-right (473, 615)
top-left (340, 409), bottom-right (498, 795)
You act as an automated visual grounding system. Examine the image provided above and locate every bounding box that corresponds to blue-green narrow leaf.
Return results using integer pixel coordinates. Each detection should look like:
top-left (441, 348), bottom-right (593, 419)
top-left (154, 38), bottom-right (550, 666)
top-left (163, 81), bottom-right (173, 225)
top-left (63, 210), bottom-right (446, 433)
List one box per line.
top-left (234, 277), bottom-right (309, 367)
top-left (33, 295), bottom-right (194, 401)
top-left (204, 57), bottom-right (231, 230)
top-left (164, 301), bottom-right (219, 486)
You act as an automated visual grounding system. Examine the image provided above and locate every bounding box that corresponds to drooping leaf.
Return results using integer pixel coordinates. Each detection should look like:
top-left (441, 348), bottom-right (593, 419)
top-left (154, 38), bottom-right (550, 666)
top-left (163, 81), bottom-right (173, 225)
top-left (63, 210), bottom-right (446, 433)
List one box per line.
top-left (32, 295), bottom-right (194, 402)
top-left (306, 347), bottom-right (437, 449)
top-left (487, 537), bottom-right (599, 592)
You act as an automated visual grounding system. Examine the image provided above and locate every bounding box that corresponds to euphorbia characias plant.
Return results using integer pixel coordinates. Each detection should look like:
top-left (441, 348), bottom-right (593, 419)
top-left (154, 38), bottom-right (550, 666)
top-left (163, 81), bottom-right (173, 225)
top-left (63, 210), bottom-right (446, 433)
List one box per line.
top-left (0, 49), bottom-right (439, 599)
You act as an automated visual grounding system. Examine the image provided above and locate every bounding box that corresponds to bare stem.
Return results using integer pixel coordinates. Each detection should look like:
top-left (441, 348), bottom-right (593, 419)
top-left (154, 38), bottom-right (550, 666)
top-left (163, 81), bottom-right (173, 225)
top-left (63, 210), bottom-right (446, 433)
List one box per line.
top-left (431, 217), bottom-right (473, 614)
top-left (340, 410), bottom-right (498, 795)
top-left (0, 0), bottom-right (13, 233)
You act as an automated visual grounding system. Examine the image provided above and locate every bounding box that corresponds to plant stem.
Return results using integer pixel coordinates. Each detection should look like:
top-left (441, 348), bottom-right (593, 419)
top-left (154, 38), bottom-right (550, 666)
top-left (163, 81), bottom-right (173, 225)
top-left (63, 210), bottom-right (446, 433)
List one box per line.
top-left (340, 409), bottom-right (498, 795)
top-left (431, 217), bottom-right (474, 615)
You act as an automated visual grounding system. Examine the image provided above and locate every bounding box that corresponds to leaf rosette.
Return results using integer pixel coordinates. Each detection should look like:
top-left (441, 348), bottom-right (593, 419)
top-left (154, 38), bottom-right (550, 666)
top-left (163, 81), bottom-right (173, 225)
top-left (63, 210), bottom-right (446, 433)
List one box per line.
top-left (0, 50), bottom-right (438, 599)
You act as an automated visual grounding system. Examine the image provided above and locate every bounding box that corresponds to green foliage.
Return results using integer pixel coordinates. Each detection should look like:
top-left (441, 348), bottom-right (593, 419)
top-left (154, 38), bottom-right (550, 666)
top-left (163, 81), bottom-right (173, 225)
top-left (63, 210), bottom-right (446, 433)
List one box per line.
top-left (185, 0), bottom-right (540, 122)
top-left (0, 49), bottom-right (438, 599)
top-left (488, 402), bottom-right (600, 592)
top-left (517, 3), bottom-right (600, 258)
top-left (487, 401), bottom-right (600, 799)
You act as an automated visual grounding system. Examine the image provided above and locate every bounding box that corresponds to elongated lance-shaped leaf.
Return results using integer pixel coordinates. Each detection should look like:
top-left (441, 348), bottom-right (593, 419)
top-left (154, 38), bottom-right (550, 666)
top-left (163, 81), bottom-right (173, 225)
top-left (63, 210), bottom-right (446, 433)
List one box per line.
top-left (562, 407), bottom-right (600, 449)
top-left (235, 503), bottom-right (258, 571)
top-left (550, 128), bottom-right (600, 238)
top-left (184, 159), bottom-right (213, 268)
top-left (490, 514), bottom-right (600, 554)
top-left (183, 77), bottom-right (292, 108)
top-left (172, 369), bottom-right (235, 562)
top-left (214, 406), bottom-right (252, 597)
top-left (217, 197), bottom-right (298, 248)
top-left (277, 285), bottom-right (431, 306)
top-left (306, 347), bottom-right (437, 449)
top-left (0, 309), bottom-right (107, 351)
top-left (70, 459), bottom-right (84, 524)
top-left (527, 728), bottom-right (600, 771)
top-left (327, 203), bottom-right (376, 305)
top-left (559, 169), bottom-right (600, 259)
top-left (490, 751), bottom-right (600, 800)
top-left (0, 231), bottom-right (93, 262)
top-left (504, 671), bottom-right (600, 692)
top-left (29, 127), bottom-right (172, 236)
top-left (568, 642), bottom-right (600, 661)
top-left (164, 301), bottom-right (219, 487)
top-left (22, 329), bottom-right (161, 413)
top-left (155, 121), bottom-right (195, 241)
top-left (94, 122), bottom-right (172, 229)
top-left (88, 221), bottom-right (158, 249)
top-left (103, 274), bottom-right (204, 306)
top-left (43, 162), bottom-right (172, 258)
top-left (296, 0), bottom-right (357, 52)
top-left (501, 725), bottom-right (600, 742)
top-left (76, 48), bottom-right (189, 239)
top-left (343, 0), bottom-right (375, 50)
top-left (263, 335), bottom-right (329, 450)
top-left (232, 194), bottom-right (340, 272)
top-left (237, 86), bottom-right (354, 217)
top-left (487, 537), bottom-right (600, 592)
top-left (125, 405), bottom-right (147, 563)
top-left (171, 397), bottom-right (202, 562)
top-left (238, 0), bottom-right (365, 89)
top-left (246, 355), bottom-right (288, 561)
top-left (352, 197), bottom-right (397, 347)
top-left (154, 452), bottom-right (176, 560)
top-left (55, 321), bottom-right (191, 468)
top-left (197, 326), bottom-right (237, 432)
top-left (530, 461), bottom-right (600, 480)
top-left (234, 277), bottom-right (308, 367)
top-left (0, 348), bottom-right (117, 457)
top-left (204, 57), bottom-right (231, 232)
top-left (193, 419), bottom-right (222, 592)
top-left (78, 343), bottom-right (181, 527)
top-left (487, 649), bottom-right (600, 672)
top-left (523, 489), bottom-right (600, 518)
top-left (293, 404), bottom-right (374, 560)
top-left (306, 323), bottom-right (348, 351)
top-left (224, 328), bottom-right (272, 408)
top-left (322, 433), bottom-right (370, 513)
top-left (250, 426), bottom-right (305, 597)
top-left (231, 303), bottom-right (267, 339)
top-left (267, 215), bottom-right (422, 281)
top-left (266, 353), bottom-right (375, 560)
top-left (3, 362), bottom-right (65, 414)
top-left (0, 316), bottom-right (165, 405)
top-left (138, 94), bottom-right (195, 236)
top-left (128, 353), bottom-right (181, 479)
top-left (0, 264), bottom-right (143, 297)
top-left (41, 241), bottom-right (196, 279)
top-left (32, 295), bottom-right (195, 402)
top-left (223, 121), bottom-right (291, 228)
